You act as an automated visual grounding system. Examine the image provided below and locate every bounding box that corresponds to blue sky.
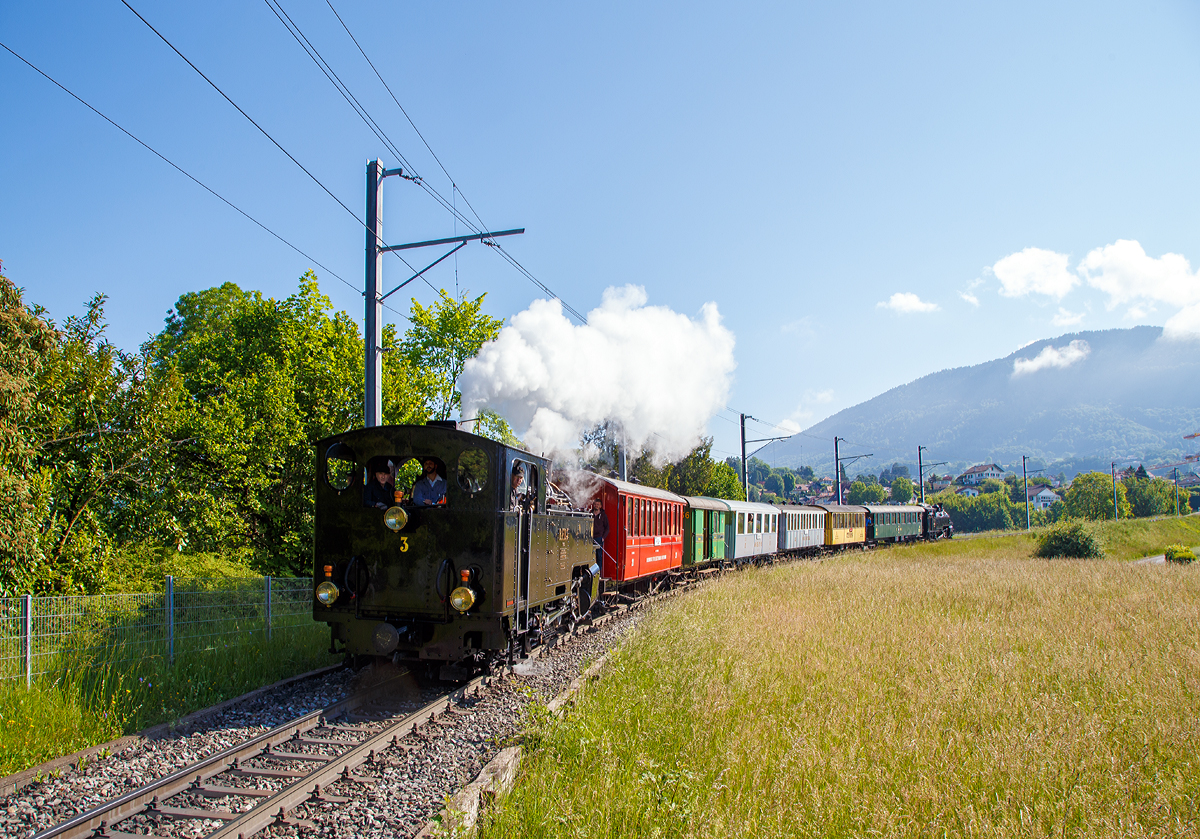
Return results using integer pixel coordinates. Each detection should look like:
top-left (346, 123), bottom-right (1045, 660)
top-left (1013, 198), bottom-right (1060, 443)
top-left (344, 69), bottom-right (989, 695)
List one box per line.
top-left (4, 0), bottom-right (1200, 466)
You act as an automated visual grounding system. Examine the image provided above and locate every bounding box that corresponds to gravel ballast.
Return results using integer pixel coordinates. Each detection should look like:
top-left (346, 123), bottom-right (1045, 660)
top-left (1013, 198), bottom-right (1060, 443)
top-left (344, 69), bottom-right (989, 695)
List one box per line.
top-left (1, 608), bottom-right (643, 839)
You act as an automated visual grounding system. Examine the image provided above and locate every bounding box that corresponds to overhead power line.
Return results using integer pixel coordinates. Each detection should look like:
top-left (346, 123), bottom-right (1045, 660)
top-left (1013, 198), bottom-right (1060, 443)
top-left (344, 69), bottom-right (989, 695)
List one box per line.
top-left (320, 0), bottom-right (589, 323)
top-left (1, 43), bottom-right (343, 292)
top-left (118, 0), bottom-right (363, 227)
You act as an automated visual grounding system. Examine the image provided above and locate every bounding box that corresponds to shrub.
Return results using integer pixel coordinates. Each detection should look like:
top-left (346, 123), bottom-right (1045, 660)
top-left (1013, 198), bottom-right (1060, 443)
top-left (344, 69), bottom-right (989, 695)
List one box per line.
top-left (1034, 520), bottom-right (1105, 559)
top-left (1164, 544), bottom-right (1196, 564)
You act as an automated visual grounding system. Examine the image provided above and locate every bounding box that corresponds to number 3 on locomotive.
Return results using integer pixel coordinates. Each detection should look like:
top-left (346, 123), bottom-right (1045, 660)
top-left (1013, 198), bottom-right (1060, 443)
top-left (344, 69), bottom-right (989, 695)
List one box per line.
top-left (398, 536), bottom-right (409, 552)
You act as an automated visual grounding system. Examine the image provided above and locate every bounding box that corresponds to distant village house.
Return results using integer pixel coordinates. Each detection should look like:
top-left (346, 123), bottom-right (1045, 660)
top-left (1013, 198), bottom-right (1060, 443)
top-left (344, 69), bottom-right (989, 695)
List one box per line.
top-left (958, 463), bottom-right (1005, 485)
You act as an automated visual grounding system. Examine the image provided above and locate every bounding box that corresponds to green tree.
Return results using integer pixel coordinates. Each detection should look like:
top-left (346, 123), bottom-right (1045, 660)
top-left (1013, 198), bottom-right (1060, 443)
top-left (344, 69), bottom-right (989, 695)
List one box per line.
top-left (0, 268), bottom-right (57, 595)
top-left (1065, 471), bottom-right (1130, 520)
top-left (980, 478), bottom-right (1005, 494)
top-left (1125, 477), bottom-right (1175, 518)
top-left (747, 457), bottom-right (770, 486)
top-left (847, 481), bottom-right (886, 505)
top-left (703, 462), bottom-right (745, 501)
top-left (36, 296), bottom-right (188, 592)
top-left (400, 289), bottom-right (503, 421)
top-left (667, 438), bottom-right (716, 497)
top-left (764, 472), bottom-right (784, 496)
top-left (890, 476), bottom-right (914, 504)
top-left (154, 275), bottom-right (416, 575)
top-left (781, 471), bottom-right (796, 496)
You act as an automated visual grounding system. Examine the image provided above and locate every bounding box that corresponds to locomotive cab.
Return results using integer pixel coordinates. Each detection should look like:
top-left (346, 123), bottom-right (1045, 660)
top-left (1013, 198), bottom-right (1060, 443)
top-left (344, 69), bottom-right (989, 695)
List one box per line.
top-left (313, 423), bottom-right (597, 673)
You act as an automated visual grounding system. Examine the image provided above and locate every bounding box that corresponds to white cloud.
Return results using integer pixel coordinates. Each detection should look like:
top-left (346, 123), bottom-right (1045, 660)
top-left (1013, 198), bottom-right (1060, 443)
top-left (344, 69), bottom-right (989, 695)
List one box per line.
top-left (1078, 239), bottom-right (1200, 311)
top-left (1012, 339), bottom-right (1091, 377)
top-left (877, 292), bottom-right (939, 313)
top-left (1164, 304), bottom-right (1200, 341)
top-left (992, 247), bottom-right (1078, 299)
top-left (1051, 307), bottom-right (1084, 327)
top-left (783, 390), bottom-right (835, 429)
top-left (959, 291), bottom-right (980, 307)
top-left (460, 285), bottom-right (736, 460)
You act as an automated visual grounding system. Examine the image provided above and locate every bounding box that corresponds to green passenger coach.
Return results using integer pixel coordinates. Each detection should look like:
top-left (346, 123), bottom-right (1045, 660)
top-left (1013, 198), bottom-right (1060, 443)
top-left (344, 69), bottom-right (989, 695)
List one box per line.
top-left (682, 496), bottom-right (729, 565)
top-left (863, 505), bottom-right (926, 543)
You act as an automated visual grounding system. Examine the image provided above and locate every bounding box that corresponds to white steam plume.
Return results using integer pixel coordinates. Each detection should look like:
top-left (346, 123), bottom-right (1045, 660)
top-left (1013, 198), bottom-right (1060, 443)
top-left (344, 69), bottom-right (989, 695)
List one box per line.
top-left (460, 285), bottom-right (736, 461)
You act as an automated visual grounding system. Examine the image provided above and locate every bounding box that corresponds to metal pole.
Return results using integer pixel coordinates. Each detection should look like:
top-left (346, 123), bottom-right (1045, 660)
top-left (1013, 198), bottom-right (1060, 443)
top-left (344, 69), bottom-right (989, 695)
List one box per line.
top-left (364, 159), bottom-right (384, 428)
top-left (1111, 462), bottom-right (1119, 520)
top-left (1174, 468), bottom-right (1180, 515)
top-left (265, 576), bottom-right (273, 641)
top-left (1023, 456), bottom-right (1030, 530)
top-left (165, 575), bottom-right (175, 666)
top-left (21, 593), bottom-right (32, 689)
top-left (740, 414), bottom-right (748, 501)
top-left (835, 437), bottom-right (842, 505)
top-left (918, 446), bottom-right (925, 504)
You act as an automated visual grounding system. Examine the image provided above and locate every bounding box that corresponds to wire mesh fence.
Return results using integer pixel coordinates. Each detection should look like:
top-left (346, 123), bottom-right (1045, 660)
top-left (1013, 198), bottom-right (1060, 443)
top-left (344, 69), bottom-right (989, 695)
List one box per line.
top-left (0, 576), bottom-right (313, 685)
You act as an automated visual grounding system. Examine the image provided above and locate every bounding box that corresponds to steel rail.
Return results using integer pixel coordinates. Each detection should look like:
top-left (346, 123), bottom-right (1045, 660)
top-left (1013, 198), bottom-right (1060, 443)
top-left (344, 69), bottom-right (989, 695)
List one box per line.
top-left (33, 672), bottom-right (412, 839)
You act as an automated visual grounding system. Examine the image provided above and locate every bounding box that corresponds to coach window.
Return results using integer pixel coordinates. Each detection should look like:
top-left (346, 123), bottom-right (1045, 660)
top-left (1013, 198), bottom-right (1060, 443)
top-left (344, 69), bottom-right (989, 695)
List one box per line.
top-left (457, 448), bottom-right (488, 495)
top-left (738, 512), bottom-right (745, 534)
top-left (325, 442), bottom-right (357, 491)
top-left (626, 498), bottom-right (633, 534)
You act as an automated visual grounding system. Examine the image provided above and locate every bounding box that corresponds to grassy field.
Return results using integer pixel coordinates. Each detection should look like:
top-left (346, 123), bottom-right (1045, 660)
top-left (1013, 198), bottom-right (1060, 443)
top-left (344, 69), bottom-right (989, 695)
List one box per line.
top-left (481, 517), bottom-right (1200, 838)
top-left (0, 623), bottom-right (337, 777)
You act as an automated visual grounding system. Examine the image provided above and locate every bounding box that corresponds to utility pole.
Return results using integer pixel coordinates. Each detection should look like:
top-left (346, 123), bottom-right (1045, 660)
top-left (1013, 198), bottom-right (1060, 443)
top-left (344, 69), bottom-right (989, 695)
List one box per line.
top-left (741, 414), bottom-right (748, 501)
top-left (1022, 455), bottom-right (1030, 531)
top-left (835, 436), bottom-right (842, 505)
top-left (362, 158), bottom-right (523, 427)
top-left (1111, 461), bottom-right (1119, 521)
top-left (364, 159), bottom-right (384, 427)
top-left (918, 446), bottom-right (926, 504)
top-left (1173, 467), bottom-right (1180, 515)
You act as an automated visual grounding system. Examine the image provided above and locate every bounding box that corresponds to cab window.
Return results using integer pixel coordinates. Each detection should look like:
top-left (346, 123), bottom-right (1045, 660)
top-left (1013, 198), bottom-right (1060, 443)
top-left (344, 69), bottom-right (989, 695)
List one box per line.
top-left (364, 456), bottom-right (447, 509)
top-left (457, 448), bottom-right (488, 495)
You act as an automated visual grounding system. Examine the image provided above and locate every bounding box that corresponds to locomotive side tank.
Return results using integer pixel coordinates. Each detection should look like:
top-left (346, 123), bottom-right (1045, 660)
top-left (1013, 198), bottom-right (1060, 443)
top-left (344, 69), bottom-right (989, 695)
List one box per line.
top-left (312, 423), bottom-right (597, 668)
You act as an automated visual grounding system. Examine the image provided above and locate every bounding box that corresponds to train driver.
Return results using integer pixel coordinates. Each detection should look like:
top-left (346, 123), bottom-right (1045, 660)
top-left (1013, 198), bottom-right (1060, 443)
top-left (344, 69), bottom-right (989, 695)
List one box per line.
top-left (590, 497), bottom-right (609, 565)
top-left (364, 464), bottom-right (393, 509)
top-left (412, 458), bottom-right (447, 506)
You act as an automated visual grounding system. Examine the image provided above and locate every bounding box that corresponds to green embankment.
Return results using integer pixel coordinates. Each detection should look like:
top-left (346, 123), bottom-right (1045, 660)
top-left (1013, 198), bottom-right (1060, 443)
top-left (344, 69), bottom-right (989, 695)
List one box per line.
top-left (481, 516), bottom-right (1200, 838)
top-left (0, 624), bottom-right (336, 777)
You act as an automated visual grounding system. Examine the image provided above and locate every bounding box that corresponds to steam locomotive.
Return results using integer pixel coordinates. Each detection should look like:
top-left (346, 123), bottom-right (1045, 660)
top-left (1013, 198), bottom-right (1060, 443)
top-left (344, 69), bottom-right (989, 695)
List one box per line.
top-left (311, 422), bottom-right (952, 675)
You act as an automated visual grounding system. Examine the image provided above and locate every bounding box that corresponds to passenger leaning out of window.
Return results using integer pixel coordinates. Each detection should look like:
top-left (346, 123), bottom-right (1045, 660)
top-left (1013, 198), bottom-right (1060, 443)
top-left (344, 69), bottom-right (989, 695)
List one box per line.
top-left (413, 458), bottom-right (447, 506)
top-left (364, 466), bottom-right (393, 510)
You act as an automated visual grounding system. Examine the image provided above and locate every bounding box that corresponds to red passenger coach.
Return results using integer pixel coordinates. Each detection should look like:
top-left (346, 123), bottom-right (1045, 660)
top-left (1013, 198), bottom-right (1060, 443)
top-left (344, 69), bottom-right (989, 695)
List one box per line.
top-left (591, 477), bottom-right (685, 583)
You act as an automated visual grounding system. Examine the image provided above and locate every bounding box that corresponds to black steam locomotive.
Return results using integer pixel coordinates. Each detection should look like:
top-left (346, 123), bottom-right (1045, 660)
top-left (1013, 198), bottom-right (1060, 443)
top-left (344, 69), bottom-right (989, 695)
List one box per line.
top-left (311, 422), bottom-right (600, 678)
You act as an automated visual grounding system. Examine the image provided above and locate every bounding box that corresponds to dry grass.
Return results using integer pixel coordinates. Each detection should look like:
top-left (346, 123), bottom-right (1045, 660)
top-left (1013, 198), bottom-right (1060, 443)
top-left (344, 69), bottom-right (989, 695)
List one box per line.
top-left (482, 523), bottom-right (1200, 838)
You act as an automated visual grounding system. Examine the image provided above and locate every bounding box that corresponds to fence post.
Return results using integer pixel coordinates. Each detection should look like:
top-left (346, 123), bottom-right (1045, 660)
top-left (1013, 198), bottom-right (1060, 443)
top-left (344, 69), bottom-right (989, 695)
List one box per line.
top-left (21, 594), bottom-right (32, 689)
top-left (264, 576), bottom-right (272, 641)
top-left (165, 575), bottom-right (175, 666)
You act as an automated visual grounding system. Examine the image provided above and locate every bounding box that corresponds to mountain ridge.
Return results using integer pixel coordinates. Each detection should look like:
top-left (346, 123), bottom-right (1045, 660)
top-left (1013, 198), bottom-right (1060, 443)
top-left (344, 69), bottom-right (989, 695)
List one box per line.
top-left (763, 326), bottom-right (1200, 477)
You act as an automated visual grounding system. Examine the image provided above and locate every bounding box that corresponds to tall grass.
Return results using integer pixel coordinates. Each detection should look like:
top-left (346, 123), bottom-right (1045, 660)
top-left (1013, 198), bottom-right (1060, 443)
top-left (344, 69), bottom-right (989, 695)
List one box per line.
top-left (483, 520), bottom-right (1200, 838)
top-left (0, 623), bottom-right (336, 776)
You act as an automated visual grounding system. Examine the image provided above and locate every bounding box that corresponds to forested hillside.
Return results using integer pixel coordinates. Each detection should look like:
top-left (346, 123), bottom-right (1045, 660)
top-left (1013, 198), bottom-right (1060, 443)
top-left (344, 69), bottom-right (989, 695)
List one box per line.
top-left (0, 266), bottom-right (511, 595)
top-left (769, 326), bottom-right (1200, 474)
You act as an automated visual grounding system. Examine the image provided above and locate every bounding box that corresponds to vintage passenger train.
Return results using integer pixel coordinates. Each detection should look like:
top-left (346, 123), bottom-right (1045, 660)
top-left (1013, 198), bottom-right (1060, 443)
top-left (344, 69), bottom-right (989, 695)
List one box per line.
top-left (311, 422), bottom-right (952, 675)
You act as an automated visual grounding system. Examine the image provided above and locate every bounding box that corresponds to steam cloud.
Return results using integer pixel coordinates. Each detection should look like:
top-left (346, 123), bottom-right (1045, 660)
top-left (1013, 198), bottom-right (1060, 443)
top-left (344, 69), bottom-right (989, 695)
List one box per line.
top-left (460, 285), bottom-right (736, 461)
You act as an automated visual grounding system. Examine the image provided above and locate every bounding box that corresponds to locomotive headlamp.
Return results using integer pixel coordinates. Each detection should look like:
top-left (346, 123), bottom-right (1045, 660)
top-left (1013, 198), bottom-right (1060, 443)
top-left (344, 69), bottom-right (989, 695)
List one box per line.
top-left (315, 580), bottom-right (340, 607)
top-left (449, 586), bottom-right (476, 613)
top-left (383, 506), bottom-right (408, 531)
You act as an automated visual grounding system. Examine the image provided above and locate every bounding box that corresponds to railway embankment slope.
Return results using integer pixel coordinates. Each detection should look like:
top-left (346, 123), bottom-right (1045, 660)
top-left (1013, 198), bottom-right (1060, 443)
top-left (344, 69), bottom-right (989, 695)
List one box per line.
top-left (481, 516), bottom-right (1200, 838)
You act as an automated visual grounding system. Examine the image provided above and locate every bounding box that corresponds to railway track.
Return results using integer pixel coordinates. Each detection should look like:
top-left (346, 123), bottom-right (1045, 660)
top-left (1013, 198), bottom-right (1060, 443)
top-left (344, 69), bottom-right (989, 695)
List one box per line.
top-left (20, 582), bottom-right (716, 839)
top-left (33, 670), bottom-right (483, 839)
